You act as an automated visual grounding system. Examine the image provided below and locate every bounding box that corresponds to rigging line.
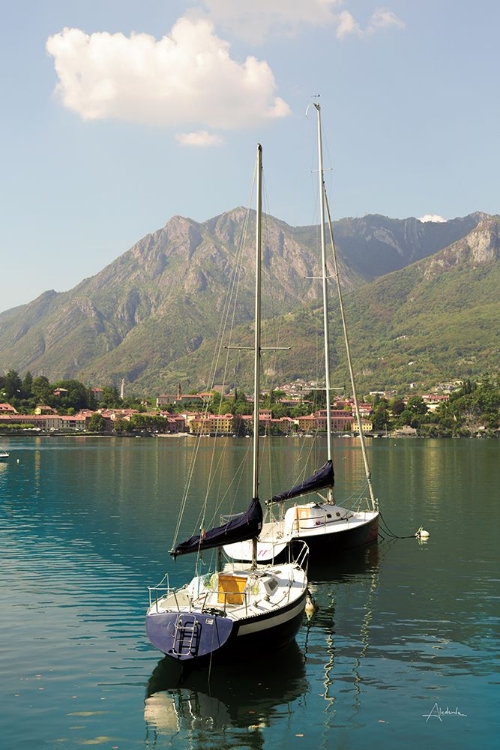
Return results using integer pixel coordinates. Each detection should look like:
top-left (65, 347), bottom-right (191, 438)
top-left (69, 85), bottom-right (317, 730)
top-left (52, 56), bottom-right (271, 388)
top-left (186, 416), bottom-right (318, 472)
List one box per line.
top-left (171, 175), bottom-right (257, 550)
top-left (323, 184), bottom-right (378, 513)
top-left (203, 213), bottom-right (256, 522)
top-left (171, 434), bottom-right (205, 550)
top-left (212, 440), bottom-right (253, 520)
top-left (378, 509), bottom-right (418, 539)
top-left (205, 165), bottom-right (264, 523)
top-left (205, 205), bottom-right (250, 393)
top-left (203, 157), bottom-right (258, 398)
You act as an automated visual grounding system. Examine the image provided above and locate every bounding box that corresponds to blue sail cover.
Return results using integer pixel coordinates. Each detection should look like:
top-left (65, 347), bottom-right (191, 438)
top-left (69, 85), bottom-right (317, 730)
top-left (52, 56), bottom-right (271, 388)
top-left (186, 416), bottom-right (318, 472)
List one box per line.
top-left (267, 459), bottom-right (334, 505)
top-left (171, 497), bottom-right (263, 558)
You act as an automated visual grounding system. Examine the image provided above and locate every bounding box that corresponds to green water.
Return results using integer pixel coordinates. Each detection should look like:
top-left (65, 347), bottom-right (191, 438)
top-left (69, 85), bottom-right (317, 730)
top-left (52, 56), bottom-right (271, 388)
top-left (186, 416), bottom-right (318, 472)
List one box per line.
top-left (0, 435), bottom-right (498, 749)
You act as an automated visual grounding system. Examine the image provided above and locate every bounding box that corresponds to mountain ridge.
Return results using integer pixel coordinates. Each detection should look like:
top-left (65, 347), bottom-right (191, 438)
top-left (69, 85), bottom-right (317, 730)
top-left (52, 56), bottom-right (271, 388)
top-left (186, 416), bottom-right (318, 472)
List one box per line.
top-left (0, 209), bottom-right (497, 394)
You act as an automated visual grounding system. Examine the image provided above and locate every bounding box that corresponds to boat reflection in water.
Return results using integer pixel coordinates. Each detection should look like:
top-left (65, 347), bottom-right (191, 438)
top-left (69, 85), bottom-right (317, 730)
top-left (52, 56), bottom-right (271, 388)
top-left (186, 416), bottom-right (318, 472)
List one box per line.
top-left (307, 539), bottom-right (380, 587)
top-left (303, 542), bottom-right (381, 722)
top-left (145, 640), bottom-right (308, 739)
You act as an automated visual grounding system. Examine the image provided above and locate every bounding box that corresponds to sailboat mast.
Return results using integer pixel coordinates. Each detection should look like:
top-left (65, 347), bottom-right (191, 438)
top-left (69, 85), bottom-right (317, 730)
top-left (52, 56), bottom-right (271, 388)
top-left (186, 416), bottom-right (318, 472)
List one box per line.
top-left (253, 144), bottom-right (263, 502)
top-left (251, 144), bottom-right (263, 564)
top-left (314, 104), bottom-right (334, 495)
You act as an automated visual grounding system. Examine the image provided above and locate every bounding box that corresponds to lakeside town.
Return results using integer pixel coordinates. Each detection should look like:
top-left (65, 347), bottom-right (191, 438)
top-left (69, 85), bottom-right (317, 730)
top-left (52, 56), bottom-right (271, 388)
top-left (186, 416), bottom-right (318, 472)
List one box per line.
top-left (1, 370), bottom-right (499, 438)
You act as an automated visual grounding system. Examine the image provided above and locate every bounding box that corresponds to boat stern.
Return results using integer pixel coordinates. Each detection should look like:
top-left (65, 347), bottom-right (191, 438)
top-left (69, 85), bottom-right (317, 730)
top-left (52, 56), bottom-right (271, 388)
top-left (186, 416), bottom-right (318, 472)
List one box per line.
top-left (146, 609), bottom-right (234, 662)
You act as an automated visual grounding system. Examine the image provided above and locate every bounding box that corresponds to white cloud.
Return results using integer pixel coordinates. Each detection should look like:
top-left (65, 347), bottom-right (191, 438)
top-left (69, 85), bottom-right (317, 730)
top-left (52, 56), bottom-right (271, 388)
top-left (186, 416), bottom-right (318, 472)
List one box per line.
top-left (195, 1), bottom-right (404, 43)
top-left (195, 0), bottom-right (344, 43)
top-left (419, 215), bottom-right (446, 223)
top-left (336, 7), bottom-right (406, 40)
top-left (176, 130), bottom-right (223, 147)
top-left (46, 18), bottom-right (290, 129)
top-left (367, 9), bottom-right (406, 34)
top-left (336, 11), bottom-right (362, 40)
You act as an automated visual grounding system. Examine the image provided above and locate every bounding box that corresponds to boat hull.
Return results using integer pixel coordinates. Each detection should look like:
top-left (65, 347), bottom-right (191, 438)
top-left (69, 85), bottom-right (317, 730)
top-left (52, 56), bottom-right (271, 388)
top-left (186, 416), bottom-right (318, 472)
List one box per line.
top-left (296, 512), bottom-right (379, 562)
top-left (226, 511), bottom-right (379, 565)
top-left (146, 591), bottom-right (307, 666)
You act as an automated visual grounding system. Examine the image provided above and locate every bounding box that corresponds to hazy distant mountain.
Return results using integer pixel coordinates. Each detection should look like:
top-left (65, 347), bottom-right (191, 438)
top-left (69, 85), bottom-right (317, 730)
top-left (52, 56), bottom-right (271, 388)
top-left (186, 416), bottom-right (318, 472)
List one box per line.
top-left (0, 209), bottom-right (496, 394)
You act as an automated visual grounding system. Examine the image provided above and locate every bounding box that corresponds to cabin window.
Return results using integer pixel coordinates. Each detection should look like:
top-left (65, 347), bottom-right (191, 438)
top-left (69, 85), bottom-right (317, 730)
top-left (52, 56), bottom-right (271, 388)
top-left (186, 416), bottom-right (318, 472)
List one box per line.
top-left (264, 578), bottom-right (279, 596)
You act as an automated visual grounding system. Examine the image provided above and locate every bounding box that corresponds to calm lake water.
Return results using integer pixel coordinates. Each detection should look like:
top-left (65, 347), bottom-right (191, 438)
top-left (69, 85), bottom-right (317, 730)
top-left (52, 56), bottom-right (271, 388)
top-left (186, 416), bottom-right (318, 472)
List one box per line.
top-left (0, 435), bottom-right (498, 749)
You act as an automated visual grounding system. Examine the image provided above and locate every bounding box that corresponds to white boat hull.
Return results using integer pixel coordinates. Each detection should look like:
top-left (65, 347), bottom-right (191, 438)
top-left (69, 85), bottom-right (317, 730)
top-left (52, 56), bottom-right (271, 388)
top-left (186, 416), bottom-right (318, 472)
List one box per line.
top-left (225, 505), bottom-right (379, 564)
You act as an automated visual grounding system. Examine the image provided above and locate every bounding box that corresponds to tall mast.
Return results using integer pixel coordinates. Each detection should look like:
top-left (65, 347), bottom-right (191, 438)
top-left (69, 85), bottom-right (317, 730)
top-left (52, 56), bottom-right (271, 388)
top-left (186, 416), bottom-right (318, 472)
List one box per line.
top-left (314, 103), bottom-right (334, 502)
top-left (253, 144), bottom-right (263, 502)
top-left (252, 144), bottom-right (263, 564)
top-left (316, 106), bottom-right (378, 514)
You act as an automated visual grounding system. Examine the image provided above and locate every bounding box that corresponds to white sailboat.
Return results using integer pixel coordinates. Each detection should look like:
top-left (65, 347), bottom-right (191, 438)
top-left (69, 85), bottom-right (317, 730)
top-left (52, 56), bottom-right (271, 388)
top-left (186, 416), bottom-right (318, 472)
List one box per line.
top-left (224, 104), bottom-right (379, 565)
top-left (145, 144), bottom-right (309, 666)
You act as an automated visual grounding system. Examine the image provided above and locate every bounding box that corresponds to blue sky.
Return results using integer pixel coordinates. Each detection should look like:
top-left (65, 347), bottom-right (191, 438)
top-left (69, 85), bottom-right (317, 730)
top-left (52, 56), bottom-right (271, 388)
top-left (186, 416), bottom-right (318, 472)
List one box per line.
top-left (1, 1), bottom-right (499, 313)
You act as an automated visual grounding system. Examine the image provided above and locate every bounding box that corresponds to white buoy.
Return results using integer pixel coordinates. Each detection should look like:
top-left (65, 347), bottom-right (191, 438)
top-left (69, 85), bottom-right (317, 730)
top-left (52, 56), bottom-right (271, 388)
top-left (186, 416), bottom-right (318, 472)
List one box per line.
top-left (305, 593), bottom-right (318, 620)
top-left (415, 526), bottom-right (430, 539)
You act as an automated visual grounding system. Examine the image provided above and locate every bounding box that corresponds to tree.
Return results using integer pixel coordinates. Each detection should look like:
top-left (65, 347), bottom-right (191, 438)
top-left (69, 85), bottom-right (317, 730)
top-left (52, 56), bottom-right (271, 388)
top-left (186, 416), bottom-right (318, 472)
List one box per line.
top-left (88, 413), bottom-right (106, 432)
top-left (234, 400), bottom-right (253, 416)
top-left (100, 385), bottom-right (122, 408)
top-left (209, 391), bottom-right (222, 411)
top-left (32, 376), bottom-right (53, 404)
top-left (218, 400), bottom-right (233, 414)
top-left (271, 403), bottom-right (287, 419)
top-left (396, 409), bottom-right (418, 428)
top-left (304, 389), bottom-right (327, 409)
top-left (21, 371), bottom-right (34, 399)
top-left (406, 396), bottom-right (428, 415)
top-left (4, 370), bottom-right (22, 399)
top-left (290, 403), bottom-right (310, 418)
top-left (232, 415), bottom-right (247, 436)
top-left (371, 402), bottom-right (390, 432)
top-left (389, 397), bottom-right (405, 416)
top-left (54, 379), bottom-right (89, 410)
top-left (113, 418), bottom-right (129, 433)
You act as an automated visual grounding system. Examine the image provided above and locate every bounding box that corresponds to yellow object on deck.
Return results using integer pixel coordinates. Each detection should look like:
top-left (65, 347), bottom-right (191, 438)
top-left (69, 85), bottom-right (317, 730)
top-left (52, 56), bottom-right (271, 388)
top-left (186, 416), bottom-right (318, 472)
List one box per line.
top-left (217, 575), bottom-right (247, 605)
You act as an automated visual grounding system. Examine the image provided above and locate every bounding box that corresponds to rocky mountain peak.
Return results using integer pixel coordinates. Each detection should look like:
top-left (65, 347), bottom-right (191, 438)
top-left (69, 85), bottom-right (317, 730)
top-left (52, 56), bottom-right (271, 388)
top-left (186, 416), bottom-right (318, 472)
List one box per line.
top-left (0, 209), bottom-right (498, 392)
top-left (423, 217), bottom-right (499, 280)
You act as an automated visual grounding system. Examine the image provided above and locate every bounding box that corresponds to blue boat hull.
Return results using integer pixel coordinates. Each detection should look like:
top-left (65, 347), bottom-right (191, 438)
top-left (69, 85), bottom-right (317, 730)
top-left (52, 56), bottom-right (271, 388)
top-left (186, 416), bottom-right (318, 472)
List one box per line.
top-left (146, 592), bottom-right (307, 666)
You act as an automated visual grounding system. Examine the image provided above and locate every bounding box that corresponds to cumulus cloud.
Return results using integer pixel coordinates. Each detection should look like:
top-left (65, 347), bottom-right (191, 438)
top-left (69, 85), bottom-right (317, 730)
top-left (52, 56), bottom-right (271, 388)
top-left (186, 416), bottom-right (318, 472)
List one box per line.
top-left (195, 1), bottom-right (404, 43)
top-left (419, 215), bottom-right (446, 223)
top-left (46, 17), bottom-right (290, 131)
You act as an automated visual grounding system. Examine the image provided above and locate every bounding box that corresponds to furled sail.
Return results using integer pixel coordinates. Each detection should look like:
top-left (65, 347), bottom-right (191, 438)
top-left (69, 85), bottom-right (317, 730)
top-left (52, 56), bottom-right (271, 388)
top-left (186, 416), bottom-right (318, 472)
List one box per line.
top-left (267, 459), bottom-right (334, 505)
top-left (171, 497), bottom-right (263, 558)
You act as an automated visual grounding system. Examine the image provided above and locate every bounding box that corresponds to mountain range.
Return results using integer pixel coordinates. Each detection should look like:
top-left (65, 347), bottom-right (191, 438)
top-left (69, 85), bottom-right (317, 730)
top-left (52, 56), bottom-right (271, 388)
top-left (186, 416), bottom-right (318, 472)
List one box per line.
top-left (0, 209), bottom-right (498, 396)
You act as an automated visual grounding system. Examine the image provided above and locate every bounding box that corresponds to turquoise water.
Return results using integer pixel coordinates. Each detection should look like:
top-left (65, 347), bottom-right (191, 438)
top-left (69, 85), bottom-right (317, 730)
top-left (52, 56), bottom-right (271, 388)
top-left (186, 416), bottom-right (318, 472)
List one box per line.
top-left (0, 436), bottom-right (498, 749)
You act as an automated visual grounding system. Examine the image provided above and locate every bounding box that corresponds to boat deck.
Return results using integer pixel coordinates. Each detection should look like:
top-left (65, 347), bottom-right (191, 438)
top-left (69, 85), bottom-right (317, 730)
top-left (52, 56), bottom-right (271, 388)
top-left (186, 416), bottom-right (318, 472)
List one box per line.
top-left (148, 564), bottom-right (306, 621)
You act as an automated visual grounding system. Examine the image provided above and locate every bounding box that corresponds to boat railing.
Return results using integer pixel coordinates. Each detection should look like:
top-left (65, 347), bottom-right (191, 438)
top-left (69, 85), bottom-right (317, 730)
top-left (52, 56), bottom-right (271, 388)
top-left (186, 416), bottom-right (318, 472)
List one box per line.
top-left (292, 540), bottom-right (309, 572)
top-left (148, 573), bottom-right (173, 609)
top-left (280, 541), bottom-right (310, 603)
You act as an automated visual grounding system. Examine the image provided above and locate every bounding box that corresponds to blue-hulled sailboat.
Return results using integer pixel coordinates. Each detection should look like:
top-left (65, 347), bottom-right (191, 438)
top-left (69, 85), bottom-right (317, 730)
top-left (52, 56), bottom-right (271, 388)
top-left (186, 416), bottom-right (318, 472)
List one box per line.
top-left (145, 145), bottom-right (309, 666)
